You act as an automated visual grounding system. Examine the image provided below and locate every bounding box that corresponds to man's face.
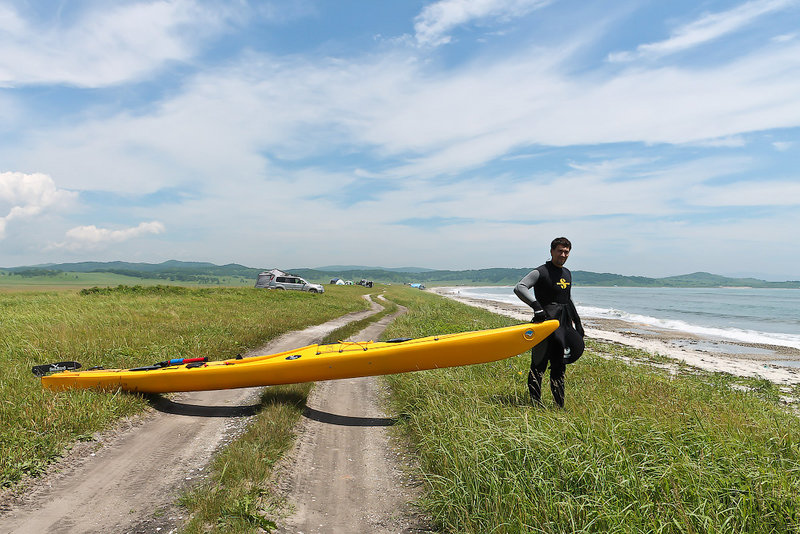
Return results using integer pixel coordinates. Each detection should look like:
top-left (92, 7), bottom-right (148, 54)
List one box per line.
top-left (551, 245), bottom-right (570, 267)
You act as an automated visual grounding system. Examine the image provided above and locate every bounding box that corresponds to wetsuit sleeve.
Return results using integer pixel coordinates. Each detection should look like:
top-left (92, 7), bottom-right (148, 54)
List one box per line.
top-left (514, 270), bottom-right (544, 314)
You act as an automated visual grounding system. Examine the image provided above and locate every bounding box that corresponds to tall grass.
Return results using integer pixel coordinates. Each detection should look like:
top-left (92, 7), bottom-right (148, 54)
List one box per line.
top-left (381, 288), bottom-right (800, 533)
top-left (0, 285), bottom-right (370, 489)
top-left (179, 382), bottom-right (313, 533)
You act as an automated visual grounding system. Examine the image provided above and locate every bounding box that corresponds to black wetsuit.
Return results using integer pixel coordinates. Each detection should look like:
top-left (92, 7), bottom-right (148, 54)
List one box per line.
top-left (514, 261), bottom-right (584, 407)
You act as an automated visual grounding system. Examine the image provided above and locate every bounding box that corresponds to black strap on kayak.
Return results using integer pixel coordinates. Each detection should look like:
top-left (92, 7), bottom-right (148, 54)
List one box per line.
top-left (128, 365), bottom-right (162, 372)
top-left (31, 361), bottom-right (82, 377)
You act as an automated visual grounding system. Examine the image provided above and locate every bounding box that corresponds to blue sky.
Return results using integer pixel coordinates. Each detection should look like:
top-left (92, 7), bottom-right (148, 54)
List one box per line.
top-left (1, 0), bottom-right (799, 279)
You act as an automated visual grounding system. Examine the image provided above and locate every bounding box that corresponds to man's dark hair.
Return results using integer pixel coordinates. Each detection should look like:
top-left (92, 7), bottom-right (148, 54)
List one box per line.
top-left (551, 237), bottom-right (571, 251)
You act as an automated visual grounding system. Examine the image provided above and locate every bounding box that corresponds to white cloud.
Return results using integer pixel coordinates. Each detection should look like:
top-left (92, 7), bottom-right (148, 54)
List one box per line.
top-left (773, 32), bottom-right (797, 42)
top-left (414, 0), bottom-right (550, 47)
top-left (565, 157), bottom-right (658, 174)
top-left (608, 0), bottom-right (796, 62)
top-left (358, 42), bottom-right (800, 178)
top-left (688, 179), bottom-right (800, 207)
top-left (772, 141), bottom-right (793, 151)
top-left (52, 221), bottom-right (166, 251)
top-left (7, 34), bottom-right (800, 197)
top-left (0, 1), bottom-right (239, 87)
top-left (0, 171), bottom-right (76, 238)
top-left (0, 4), bottom-right (26, 37)
top-left (398, 156), bottom-right (746, 224)
top-left (688, 136), bottom-right (748, 148)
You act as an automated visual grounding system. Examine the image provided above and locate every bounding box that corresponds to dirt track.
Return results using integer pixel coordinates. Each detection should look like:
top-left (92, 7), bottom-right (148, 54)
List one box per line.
top-left (0, 295), bottom-right (426, 533)
top-left (274, 300), bottom-right (432, 533)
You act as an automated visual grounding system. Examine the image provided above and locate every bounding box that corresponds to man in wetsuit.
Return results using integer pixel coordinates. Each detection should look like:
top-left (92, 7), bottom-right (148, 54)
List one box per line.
top-left (514, 237), bottom-right (584, 407)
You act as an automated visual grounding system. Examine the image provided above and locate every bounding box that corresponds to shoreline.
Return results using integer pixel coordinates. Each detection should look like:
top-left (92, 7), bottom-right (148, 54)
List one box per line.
top-left (431, 287), bottom-right (800, 387)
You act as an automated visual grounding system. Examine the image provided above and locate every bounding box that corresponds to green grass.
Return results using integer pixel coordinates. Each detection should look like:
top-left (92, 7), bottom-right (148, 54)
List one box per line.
top-left (0, 271), bottom-right (254, 289)
top-left (0, 284), bottom-right (370, 489)
top-left (179, 382), bottom-right (313, 533)
top-left (380, 289), bottom-right (800, 533)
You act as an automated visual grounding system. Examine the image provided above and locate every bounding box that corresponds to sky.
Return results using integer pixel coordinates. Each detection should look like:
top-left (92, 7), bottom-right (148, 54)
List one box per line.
top-left (1, 0), bottom-right (799, 279)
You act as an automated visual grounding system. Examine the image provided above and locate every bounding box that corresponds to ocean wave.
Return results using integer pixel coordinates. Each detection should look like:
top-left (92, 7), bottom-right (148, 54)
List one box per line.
top-left (578, 306), bottom-right (800, 350)
top-left (453, 287), bottom-right (519, 305)
top-left (448, 287), bottom-right (800, 350)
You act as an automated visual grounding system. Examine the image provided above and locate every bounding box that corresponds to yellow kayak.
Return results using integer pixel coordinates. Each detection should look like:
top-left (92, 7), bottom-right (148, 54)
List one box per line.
top-left (40, 321), bottom-right (558, 394)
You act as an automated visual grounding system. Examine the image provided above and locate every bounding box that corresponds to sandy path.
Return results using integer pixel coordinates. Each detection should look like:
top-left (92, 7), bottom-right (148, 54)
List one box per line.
top-left (0, 297), bottom-right (383, 534)
top-left (275, 299), bottom-right (432, 534)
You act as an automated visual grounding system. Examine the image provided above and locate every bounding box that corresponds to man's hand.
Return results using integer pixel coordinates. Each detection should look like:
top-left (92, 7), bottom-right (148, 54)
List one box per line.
top-left (531, 309), bottom-right (548, 323)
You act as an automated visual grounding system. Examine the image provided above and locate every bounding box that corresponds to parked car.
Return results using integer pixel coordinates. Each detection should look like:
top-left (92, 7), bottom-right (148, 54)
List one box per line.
top-left (268, 276), bottom-right (325, 293)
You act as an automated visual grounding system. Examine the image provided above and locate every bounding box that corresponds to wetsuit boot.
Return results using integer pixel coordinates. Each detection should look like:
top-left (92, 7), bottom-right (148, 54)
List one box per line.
top-left (550, 356), bottom-right (566, 408)
top-left (550, 376), bottom-right (565, 408)
top-left (528, 368), bottom-right (544, 405)
top-left (528, 369), bottom-right (542, 404)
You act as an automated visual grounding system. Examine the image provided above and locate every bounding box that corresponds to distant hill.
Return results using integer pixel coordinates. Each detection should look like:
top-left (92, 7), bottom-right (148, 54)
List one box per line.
top-left (573, 270), bottom-right (800, 288)
top-left (2, 260), bottom-right (262, 284)
top-left (314, 265), bottom-right (435, 273)
top-left (572, 270), bottom-right (799, 288)
top-left (2, 261), bottom-right (798, 288)
top-left (299, 267), bottom-right (800, 288)
top-left (22, 260), bottom-right (259, 275)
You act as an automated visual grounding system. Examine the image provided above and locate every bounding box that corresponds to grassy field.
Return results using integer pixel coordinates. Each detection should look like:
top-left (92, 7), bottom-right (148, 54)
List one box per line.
top-left (4, 284), bottom-right (800, 533)
top-left (380, 288), bottom-right (800, 533)
top-left (0, 271), bottom-right (253, 289)
top-left (0, 284), bottom-right (371, 489)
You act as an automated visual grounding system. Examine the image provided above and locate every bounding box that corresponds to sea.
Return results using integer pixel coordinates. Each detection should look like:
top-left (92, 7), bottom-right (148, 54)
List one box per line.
top-left (449, 286), bottom-right (800, 351)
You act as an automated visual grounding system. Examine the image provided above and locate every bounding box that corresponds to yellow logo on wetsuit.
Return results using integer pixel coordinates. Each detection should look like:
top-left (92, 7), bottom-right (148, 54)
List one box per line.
top-left (557, 278), bottom-right (570, 289)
